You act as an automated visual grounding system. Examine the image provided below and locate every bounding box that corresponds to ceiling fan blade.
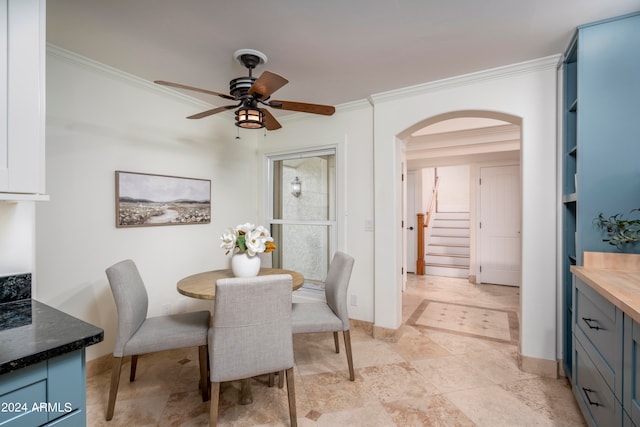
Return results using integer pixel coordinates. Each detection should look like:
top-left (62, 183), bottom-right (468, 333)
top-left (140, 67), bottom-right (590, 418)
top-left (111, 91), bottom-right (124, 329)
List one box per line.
top-left (269, 100), bottom-right (335, 116)
top-left (187, 105), bottom-right (237, 120)
top-left (263, 109), bottom-right (282, 131)
top-left (155, 80), bottom-right (235, 101)
top-left (248, 71), bottom-right (288, 99)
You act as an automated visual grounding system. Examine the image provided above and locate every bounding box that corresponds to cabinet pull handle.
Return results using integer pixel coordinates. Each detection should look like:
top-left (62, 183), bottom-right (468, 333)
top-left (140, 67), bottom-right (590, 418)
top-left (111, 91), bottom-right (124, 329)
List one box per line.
top-left (582, 317), bottom-right (601, 330)
top-left (582, 387), bottom-right (601, 407)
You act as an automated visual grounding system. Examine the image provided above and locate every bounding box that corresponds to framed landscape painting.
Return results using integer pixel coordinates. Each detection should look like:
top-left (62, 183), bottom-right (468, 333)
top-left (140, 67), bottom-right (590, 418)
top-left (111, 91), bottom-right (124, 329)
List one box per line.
top-left (115, 171), bottom-right (211, 228)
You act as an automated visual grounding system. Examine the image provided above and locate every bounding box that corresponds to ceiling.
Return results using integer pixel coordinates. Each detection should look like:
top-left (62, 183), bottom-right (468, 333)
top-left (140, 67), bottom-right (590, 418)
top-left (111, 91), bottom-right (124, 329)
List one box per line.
top-left (46, 0), bottom-right (640, 115)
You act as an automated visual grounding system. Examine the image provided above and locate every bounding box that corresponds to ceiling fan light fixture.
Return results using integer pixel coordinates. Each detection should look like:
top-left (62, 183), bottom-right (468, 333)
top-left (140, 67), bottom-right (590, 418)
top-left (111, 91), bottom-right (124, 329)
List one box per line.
top-left (235, 107), bottom-right (265, 129)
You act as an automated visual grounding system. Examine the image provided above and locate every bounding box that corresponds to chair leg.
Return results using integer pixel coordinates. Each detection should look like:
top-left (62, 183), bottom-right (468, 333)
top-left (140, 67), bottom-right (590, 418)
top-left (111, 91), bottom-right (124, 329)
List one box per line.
top-left (199, 345), bottom-right (209, 401)
top-left (106, 357), bottom-right (123, 421)
top-left (285, 367), bottom-right (297, 427)
top-left (268, 372), bottom-right (275, 387)
top-left (333, 331), bottom-right (340, 353)
top-left (343, 330), bottom-right (355, 381)
top-left (210, 381), bottom-right (220, 427)
top-left (129, 354), bottom-right (138, 382)
top-left (278, 370), bottom-right (285, 388)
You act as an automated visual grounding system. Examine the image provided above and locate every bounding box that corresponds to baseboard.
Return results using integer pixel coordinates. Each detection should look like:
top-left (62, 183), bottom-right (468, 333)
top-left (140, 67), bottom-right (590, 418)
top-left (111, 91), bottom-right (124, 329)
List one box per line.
top-left (372, 324), bottom-right (403, 342)
top-left (557, 359), bottom-right (568, 379)
top-left (518, 353), bottom-right (558, 378)
top-left (351, 318), bottom-right (403, 342)
top-left (350, 319), bottom-right (373, 336)
top-left (86, 353), bottom-right (113, 378)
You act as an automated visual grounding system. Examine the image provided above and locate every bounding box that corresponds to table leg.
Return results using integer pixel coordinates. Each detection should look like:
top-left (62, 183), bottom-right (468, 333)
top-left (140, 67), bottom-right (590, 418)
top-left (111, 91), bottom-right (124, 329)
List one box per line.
top-left (240, 378), bottom-right (253, 405)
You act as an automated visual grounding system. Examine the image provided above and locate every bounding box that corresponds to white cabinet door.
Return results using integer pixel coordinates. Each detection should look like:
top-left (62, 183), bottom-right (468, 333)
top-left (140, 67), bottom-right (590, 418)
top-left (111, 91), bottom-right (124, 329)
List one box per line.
top-left (0, 0), bottom-right (8, 189)
top-left (0, 0), bottom-right (45, 195)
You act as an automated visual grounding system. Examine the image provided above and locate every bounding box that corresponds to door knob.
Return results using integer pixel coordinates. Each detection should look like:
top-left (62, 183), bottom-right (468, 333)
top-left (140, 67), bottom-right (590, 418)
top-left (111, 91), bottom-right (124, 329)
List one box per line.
top-left (408, 226), bottom-right (414, 230)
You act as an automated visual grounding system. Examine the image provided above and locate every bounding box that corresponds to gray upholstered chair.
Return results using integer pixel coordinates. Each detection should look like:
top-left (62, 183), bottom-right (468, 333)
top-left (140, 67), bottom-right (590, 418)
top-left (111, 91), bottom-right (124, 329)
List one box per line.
top-left (209, 275), bottom-right (297, 427)
top-left (291, 251), bottom-right (355, 381)
top-left (105, 259), bottom-right (210, 421)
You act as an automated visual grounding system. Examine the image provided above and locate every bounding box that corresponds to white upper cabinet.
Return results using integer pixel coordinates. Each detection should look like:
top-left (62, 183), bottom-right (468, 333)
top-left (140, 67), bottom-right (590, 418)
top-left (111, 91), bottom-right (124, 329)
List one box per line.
top-left (0, 0), bottom-right (47, 199)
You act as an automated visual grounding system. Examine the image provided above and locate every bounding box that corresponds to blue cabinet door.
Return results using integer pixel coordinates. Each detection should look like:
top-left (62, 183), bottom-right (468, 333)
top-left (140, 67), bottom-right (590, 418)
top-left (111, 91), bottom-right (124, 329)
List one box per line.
top-left (0, 362), bottom-right (48, 426)
top-left (46, 351), bottom-right (84, 423)
top-left (624, 315), bottom-right (640, 426)
top-left (577, 13), bottom-right (640, 256)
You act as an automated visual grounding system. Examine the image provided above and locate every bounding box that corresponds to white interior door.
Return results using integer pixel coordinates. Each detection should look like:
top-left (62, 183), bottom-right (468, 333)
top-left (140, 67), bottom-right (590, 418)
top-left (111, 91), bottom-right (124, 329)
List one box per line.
top-left (406, 172), bottom-right (417, 273)
top-left (479, 165), bottom-right (521, 286)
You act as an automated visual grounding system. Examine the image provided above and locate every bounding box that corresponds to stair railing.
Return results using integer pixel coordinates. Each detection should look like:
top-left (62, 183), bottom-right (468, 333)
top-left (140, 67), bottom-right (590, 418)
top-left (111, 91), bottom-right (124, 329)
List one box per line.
top-left (416, 176), bottom-right (439, 275)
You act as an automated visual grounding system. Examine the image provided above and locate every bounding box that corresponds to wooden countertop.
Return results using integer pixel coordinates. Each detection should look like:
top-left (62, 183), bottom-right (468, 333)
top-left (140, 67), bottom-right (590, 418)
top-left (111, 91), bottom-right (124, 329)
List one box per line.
top-left (571, 252), bottom-right (640, 324)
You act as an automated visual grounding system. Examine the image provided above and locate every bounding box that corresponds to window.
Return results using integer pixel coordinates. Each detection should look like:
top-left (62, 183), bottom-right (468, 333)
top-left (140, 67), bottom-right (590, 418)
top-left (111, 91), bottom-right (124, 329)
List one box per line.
top-left (267, 148), bottom-right (336, 283)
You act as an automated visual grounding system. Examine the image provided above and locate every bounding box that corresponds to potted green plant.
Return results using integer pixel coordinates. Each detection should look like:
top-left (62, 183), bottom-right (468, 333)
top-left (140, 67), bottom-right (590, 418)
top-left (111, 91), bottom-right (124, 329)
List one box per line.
top-left (595, 208), bottom-right (640, 249)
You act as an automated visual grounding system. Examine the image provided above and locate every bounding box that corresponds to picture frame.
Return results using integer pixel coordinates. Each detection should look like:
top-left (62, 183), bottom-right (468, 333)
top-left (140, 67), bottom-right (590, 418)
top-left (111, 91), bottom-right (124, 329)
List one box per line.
top-left (115, 171), bottom-right (211, 228)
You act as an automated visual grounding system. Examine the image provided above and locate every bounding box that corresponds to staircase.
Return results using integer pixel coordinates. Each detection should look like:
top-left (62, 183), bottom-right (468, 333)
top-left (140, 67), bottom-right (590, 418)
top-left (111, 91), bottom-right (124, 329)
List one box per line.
top-left (424, 212), bottom-right (470, 278)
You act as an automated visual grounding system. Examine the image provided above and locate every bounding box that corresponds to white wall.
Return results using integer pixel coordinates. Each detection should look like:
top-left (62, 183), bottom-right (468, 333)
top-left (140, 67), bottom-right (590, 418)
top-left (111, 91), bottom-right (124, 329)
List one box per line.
top-left (372, 56), bottom-right (560, 362)
top-left (32, 47), bottom-right (561, 367)
top-left (0, 202), bottom-right (36, 277)
top-left (436, 165), bottom-right (470, 212)
top-left (257, 103), bottom-right (375, 323)
top-left (37, 47), bottom-right (260, 360)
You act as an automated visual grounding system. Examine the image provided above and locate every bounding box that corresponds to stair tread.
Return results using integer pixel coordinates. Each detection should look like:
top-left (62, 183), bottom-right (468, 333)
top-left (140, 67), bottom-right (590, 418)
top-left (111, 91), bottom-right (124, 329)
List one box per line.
top-left (426, 253), bottom-right (469, 258)
top-left (428, 243), bottom-right (469, 247)
top-left (425, 263), bottom-right (469, 269)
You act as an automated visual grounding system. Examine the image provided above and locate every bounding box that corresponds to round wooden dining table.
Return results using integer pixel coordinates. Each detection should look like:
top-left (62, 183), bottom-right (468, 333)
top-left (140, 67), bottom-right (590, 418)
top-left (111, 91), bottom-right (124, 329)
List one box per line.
top-left (177, 267), bottom-right (304, 405)
top-left (177, 267), bottom-right (304, 300)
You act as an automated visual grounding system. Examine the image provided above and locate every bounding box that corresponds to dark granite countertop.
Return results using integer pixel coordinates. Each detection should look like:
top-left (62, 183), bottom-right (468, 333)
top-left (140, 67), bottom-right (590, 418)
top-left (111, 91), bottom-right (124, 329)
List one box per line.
top-left (0, 299), bottom-right (104, 375)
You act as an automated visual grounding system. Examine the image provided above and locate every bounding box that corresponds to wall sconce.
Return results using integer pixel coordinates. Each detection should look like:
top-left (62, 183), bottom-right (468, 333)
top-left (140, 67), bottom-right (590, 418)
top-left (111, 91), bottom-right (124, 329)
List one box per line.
top-left (291, 176), bottom-right (302, 198)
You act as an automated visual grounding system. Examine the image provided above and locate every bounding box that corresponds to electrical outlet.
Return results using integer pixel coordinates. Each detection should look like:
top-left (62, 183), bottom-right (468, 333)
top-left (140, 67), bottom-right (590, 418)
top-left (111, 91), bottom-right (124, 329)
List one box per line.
top-left (350, 294), bottom-right (358, 306)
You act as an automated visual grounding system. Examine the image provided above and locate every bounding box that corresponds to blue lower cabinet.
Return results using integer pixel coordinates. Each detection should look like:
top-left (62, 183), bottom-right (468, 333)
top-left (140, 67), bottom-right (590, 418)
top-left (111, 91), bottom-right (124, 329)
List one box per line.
top-left (46, 351), bottom-right (84, 424)
top-left (0, 362), bottom-right (48, 427)
top-left (45, 410), bottom-right (84, 427)
top-left (0, 350), bottom-right (86, 427)
top-left (574, 337), bottom-right (623, 426)
top-left (624, 316), bottom-right (640, 426)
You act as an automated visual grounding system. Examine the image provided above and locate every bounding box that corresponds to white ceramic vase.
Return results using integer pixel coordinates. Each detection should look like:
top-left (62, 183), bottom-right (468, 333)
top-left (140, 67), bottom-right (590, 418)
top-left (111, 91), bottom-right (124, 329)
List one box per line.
top-left (231, 252), bottom-right (261, 277)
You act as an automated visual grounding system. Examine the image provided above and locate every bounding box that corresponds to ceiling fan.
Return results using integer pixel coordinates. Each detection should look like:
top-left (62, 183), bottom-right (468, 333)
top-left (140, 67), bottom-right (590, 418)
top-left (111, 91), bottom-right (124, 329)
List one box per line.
top-left (155, 49), bottom-right (335, 131)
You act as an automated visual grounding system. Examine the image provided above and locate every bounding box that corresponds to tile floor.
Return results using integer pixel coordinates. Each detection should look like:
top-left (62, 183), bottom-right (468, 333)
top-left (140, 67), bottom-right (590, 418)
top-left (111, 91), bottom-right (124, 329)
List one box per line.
top-left (86, 274), bottom-right (586, 426)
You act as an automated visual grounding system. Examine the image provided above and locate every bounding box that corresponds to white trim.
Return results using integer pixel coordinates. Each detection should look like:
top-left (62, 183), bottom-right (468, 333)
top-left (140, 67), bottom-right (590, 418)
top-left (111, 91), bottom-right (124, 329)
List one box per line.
top-left (46, 43), bottom-right (215, 110)
top-left (369, 55), bottom-right (561, 104)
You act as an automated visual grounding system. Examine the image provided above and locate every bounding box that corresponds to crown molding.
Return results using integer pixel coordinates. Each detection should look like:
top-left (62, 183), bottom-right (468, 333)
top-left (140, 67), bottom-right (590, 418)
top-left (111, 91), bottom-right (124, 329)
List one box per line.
top-left (369, 54), bottom-right (561, 104)
top-left (278, 98), bottom-right (371, 124)
top-left (46, 44), bottom-right (214, 110)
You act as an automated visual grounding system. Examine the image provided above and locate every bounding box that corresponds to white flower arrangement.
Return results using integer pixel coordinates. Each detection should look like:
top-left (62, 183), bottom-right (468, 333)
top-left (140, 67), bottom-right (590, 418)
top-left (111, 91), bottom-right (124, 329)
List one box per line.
top-left (220, 223), bottom-right (276, 257)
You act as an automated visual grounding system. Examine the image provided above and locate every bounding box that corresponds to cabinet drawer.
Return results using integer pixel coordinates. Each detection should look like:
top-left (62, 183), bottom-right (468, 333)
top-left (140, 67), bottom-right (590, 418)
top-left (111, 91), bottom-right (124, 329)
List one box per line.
top-left (0, 378), bottom-right (48, 426)
top-left (46, 409), bottom-right (83, 426)
top-left (574, 277), bottom-right (623, 395)
top-left (574, 338), bottom-right (623, 426)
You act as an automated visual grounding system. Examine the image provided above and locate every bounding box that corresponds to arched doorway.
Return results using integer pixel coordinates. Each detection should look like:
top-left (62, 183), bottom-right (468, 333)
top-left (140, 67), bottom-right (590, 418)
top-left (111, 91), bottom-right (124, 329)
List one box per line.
top-left (371, 59), bottom-right (559, 377)
top-left (398, 110), bottom-right (524, 353)
top-left (399, 110), bottom-right (522, 287)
